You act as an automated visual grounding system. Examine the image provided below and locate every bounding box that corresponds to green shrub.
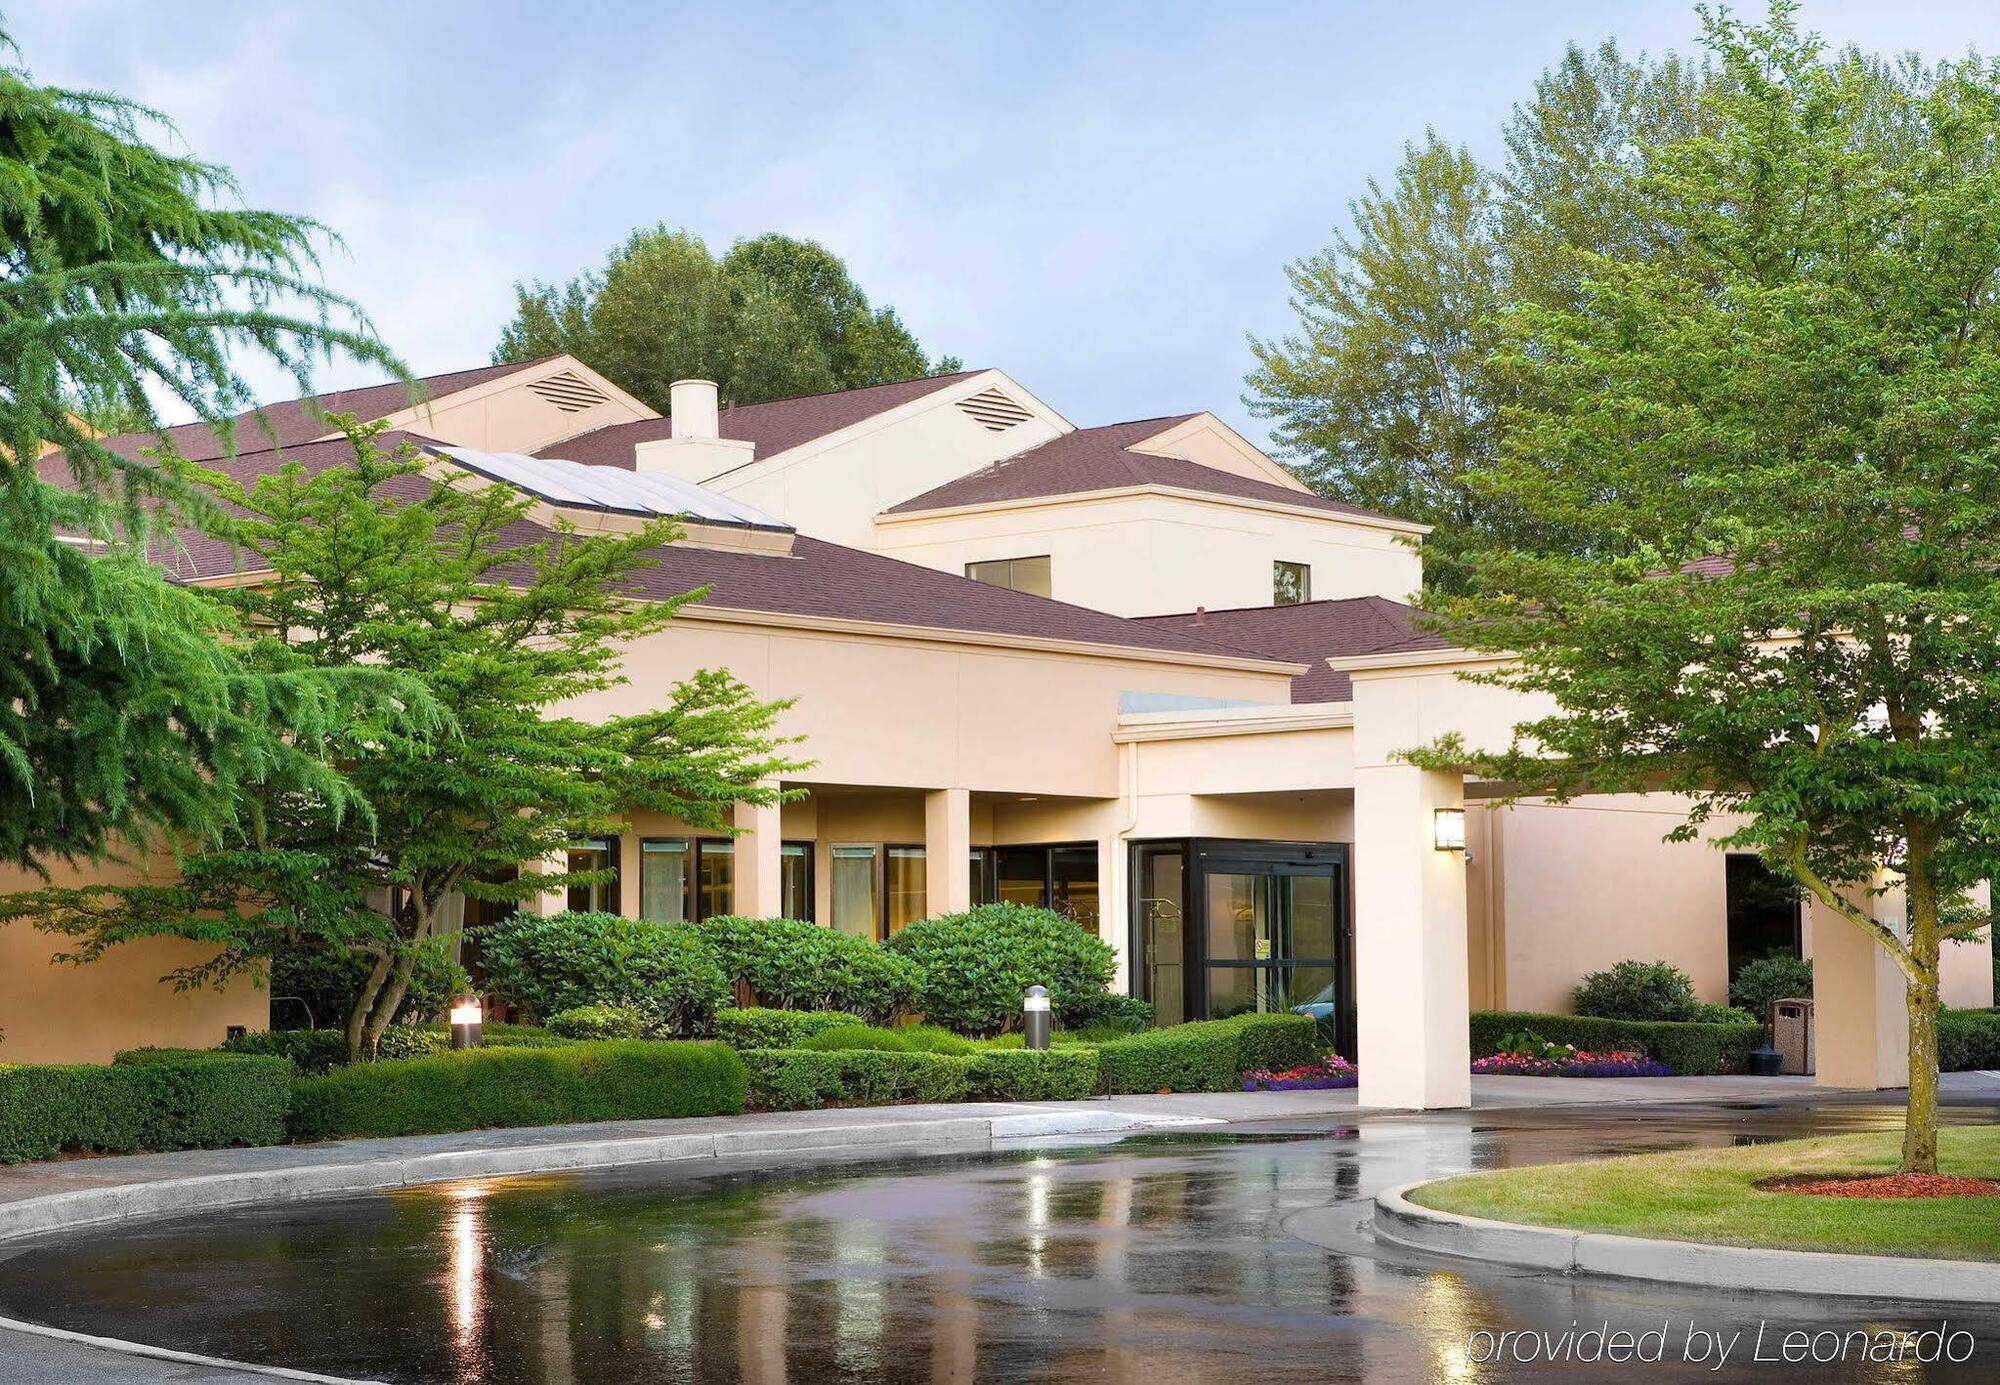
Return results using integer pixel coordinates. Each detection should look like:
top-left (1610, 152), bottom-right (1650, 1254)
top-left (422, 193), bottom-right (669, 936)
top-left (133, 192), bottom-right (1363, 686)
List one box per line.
top-left (695, 916), bottom-right (917, 1023)
top-left (1088, 1014), bottom-right (1317, 1094)
top-left (423, 1021), bottom-right (573, 1049)
top-left (740, 1049), bottom-right (971, 1110)
top-left (1064, 992), bottom-right (1155, 1034)
top-left (479, 911), bottom-right (728, 1035)
top-left (795, 1023), bottom-right (979, 1056)
top-left (376, 1026), bottom-right (449, 1061)
top-left (713, 1007), bottom-right (861, 1049)
top-left (1470, 1010), bottom-right (1761, 1075)
top-left (547, 1004), bottom-right (648, 1040)
top-left (222, 1028), bottom-right (349, 1075)
top-left (287, 1041), bottom-right (747, 1140)
top-left (1940, 1010), bottom-right (2000, 1071)
top-left (1731, 954), bottom-right (1815, 1026)
top-left (964, 1048), bottom-right (1098, 1101)
top-left (268, 942), bottom-right (471, 1030)
top-left (882, 903), bottom-right (1118, 1035)
top-left (1, 1053), bottom-right (289, 1163)
top-left (1572, 959), bottom-right (1702, 1022)
top-left (1692, 1002), bottom-right (1759, 1025)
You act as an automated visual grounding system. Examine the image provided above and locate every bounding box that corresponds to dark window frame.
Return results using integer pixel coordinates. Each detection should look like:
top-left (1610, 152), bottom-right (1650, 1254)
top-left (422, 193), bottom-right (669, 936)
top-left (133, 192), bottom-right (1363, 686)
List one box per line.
top-left (780, 840), bottom-right (815, 922)
top-left (565, 836), bottom-right (622, 915)
top-left (1273, 560), bottom-right (1311, 606)
top-left (964, 554), bottom-right (1053, 597)
top-left (637, 834), bottom-right (737, 923)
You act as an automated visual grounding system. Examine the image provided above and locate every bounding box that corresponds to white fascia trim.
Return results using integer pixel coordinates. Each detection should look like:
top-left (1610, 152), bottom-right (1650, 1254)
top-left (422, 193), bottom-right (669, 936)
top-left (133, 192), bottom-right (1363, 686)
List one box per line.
top-left (1325, 647), bottom-right (1514, 674)
top-left (1112, 701), bottom-right (1356, 743)
top-left (699, 369), bottom-right (1077, 488)
top-left (672, 603), bottom-right (1307, 675)
top-left (875, 482), bottom-right (1432, 536)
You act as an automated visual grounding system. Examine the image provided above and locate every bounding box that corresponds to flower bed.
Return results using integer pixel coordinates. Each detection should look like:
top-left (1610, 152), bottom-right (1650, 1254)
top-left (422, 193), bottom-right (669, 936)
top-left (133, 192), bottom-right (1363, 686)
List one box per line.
top-left (1241, 1054), bottom-right (1357, 1091)
top-left (1471, 1048), bottom-right (1674, 1078)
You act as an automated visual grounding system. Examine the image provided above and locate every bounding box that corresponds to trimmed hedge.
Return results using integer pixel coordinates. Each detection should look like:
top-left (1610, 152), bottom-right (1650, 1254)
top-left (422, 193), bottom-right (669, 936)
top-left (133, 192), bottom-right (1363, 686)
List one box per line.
top-left (795, 1023), bottom-right (978, 1056)
top-left (1470, 1010), bottom-right (1762, 1075)
top-left (740, 1049), bottom-right (970, 1110)
top-left (965, 1048), bottom-right (1098, 1101)
top-left (713, 1007), bottom-right (862, 1049)
top-left (288, 1040), bottom-right (747, 1140)
top-left (883, 903), bottom-right (1118, 1035)
top-left (1, 1052), bottom-right (289, 1163)
top-left (1941, 1009), bottom-right (2000, 1071)
top-left (697, 916), bottom-right (918, 1023)
top-left (547, 1005), bottom-right (647, 1040)
top-left (479, 911), bottom-right (728, 1035)
top-left (222, 1028), bottom-right (350, 1075)
top-left (1092, 1014), bottom-right (1319, 1095)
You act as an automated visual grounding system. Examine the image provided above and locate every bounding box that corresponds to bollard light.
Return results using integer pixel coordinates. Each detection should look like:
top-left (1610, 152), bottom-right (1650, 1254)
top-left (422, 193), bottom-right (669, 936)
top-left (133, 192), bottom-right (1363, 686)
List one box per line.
top-left (449, 995), bottom-right (484, 1050)
top-left (1023, 985), bottom-right (1052, 1051)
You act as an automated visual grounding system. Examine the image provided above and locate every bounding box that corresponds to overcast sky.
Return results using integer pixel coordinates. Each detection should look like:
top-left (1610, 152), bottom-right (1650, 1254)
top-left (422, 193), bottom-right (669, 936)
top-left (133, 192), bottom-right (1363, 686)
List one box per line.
top-left (14, 2), bottom-right (2000, 447)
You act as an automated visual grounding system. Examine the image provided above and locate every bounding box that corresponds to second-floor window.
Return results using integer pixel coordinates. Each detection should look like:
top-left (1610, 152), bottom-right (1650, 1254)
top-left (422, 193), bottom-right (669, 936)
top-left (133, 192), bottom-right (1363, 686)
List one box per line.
top-left (1274, 560), bottom-right (1311, 606)
top-left (965, 555), bottom-right (1052, 598)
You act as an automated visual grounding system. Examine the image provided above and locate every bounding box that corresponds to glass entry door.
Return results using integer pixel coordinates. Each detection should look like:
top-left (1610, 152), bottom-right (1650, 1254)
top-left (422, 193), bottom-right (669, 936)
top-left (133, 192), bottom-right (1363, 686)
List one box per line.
top-left (1202, 863), bottom-right (1339, 1024)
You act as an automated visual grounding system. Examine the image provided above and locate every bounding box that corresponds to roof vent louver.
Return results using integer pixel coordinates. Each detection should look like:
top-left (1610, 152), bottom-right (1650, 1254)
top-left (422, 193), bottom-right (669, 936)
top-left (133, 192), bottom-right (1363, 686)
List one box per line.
top-left (954, 386), bottom-right (1034, 431)
top-left (527, 369), bottom-right (612, 413)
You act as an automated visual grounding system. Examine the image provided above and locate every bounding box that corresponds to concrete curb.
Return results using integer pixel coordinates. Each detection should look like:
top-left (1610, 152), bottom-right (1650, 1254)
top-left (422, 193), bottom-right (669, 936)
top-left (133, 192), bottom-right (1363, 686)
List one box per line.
top-left (1373, 1180), bottom-right (2000, 1304)
top-left (0, 1314), bottom-right (380, 1382)
top-left (0, 1108), bottom-right (1206, 1245)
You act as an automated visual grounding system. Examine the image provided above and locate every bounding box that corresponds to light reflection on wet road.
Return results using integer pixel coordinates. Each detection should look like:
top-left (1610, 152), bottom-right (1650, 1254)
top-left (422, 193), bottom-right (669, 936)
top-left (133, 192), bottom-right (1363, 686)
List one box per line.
top-left (1, 1100), bottom-right (1995, 1383)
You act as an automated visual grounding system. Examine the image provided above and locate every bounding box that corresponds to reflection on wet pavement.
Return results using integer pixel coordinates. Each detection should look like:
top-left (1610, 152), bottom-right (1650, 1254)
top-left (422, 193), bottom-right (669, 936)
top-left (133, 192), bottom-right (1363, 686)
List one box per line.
top-left (0, 1101), bottom-right (1994, 1383)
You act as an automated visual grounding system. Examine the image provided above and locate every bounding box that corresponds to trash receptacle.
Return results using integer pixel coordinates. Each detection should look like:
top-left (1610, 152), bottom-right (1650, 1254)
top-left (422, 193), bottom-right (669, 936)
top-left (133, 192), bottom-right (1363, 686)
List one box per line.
top-left (1772, 998), bottom-right (1814, 1076)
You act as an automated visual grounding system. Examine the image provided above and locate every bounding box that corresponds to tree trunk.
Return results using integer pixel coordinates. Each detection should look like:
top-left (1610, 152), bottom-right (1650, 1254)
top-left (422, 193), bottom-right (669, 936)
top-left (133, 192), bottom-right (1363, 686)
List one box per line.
top-left (361, 948), bottom-right (420, 1058)
top-left (1902, 865), bottom-right (1943, 1176)
top-left (347, 951), bottom-right (395, 1062)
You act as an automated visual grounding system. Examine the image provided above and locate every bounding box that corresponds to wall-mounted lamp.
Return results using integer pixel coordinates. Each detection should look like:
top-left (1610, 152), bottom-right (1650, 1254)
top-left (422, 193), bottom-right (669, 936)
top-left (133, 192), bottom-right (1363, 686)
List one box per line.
top-left (1432, 807), bottom-right (1467, 852)
top-left (449, 995), bottom-right (485, 1049)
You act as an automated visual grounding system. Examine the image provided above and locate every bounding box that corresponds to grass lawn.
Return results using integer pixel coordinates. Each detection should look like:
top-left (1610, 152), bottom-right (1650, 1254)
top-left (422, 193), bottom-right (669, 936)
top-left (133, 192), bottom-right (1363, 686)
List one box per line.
top-left (1409, 1125), bottom-right (2000, 1261)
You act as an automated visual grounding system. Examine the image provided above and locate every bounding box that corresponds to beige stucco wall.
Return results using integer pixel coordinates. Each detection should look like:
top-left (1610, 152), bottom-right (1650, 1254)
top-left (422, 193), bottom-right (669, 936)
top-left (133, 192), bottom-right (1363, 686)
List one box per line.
top-left (0, 858), bottom-right (266, 1065)
top-left (875, 491), bottom-right (1423, 616)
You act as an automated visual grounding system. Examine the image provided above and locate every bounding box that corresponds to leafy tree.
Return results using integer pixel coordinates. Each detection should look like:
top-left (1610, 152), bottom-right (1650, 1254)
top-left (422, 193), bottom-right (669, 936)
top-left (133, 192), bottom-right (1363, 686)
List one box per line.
top-left (494, 227), bottom-right (958, 411)
top-left (1417, 5), bottom-right (2000, 1173)
top-left (0, 26), bottom-right (410, 871)
top-left (1247, 40), bottom-right (1716, 587)
top-left (11, 421), bottom-right (803, 1057)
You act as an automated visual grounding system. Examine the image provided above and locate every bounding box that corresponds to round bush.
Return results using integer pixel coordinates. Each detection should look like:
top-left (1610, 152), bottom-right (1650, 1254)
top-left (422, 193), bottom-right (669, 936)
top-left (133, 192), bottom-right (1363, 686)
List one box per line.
top-left (883, 903), bottom-right (1117, 1036)
top-left (547, 1004), bottom-right (647, 1040)
top-left (696, 915), bottom-right (917, 1023)
top-left (1730, 953), bottom-right (1814, 1026)
top-left (479, 912), bottom-right (728, 1036)
top-left (1571, 959), bottom-right (1700, 1022)
top-left (269, 942), bottom-right (471, 1031)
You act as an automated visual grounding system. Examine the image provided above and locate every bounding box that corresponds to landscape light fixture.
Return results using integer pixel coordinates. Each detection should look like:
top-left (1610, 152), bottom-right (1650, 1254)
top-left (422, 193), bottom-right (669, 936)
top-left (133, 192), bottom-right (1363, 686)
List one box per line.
top-left (1432, 807), bottom-right (1467, 852)
top-left (449, 996), bottom-right (485, 1050)
top-left (1023, 985), bottom-right (1052, 1050)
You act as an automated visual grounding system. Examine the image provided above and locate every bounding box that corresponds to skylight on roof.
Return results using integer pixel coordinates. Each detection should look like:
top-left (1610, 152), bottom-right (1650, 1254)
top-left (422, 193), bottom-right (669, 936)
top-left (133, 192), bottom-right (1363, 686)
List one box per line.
top-left (433, 447), bottom-right (792, 531)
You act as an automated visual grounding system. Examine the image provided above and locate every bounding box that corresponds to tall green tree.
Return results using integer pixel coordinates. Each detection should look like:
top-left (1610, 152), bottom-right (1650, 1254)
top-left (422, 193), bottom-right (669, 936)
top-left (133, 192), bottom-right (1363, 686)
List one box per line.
top-left (10, 421), bottom-right (803, 1057)
top-left (0, 26), bottom-right (412, 871)
top-left (493, 227), bottom-right (959, 412)
top-left (1247, 40), bottom-right (1717, 587)
top-left (1417, 4), bottom-right (2000, 1174)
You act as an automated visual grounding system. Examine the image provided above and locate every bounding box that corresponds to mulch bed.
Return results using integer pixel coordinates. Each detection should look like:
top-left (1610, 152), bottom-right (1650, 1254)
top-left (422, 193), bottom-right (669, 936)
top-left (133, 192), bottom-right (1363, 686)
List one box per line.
top-left (1758, 1173), bottom-right (2000, 1199)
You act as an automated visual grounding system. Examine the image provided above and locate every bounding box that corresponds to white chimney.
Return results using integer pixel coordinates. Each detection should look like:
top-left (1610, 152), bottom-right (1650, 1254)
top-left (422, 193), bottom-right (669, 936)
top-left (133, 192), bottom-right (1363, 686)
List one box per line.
top-left (635, 379), bottom-right (754, 482)
top-left (670, 379), bottom-right (720, 440)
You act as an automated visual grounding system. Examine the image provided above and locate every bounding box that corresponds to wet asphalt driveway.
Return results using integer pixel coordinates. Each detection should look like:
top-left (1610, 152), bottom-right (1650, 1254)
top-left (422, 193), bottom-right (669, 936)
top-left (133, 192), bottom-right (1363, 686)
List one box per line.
top-left (2, 1098), bottom-right (1996, 1384)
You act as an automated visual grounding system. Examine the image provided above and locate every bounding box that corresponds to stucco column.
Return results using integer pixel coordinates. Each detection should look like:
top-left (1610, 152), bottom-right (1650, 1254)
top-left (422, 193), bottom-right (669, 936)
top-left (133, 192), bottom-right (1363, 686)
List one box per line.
top-left (733, 784), bottom-right (784, 918)
top-left (1353, 763), bottom-right (1472, 1110)
top-left (1813, 876), bottom-right (1910, 1090)
top-left (925, 788), bottom-right (972, 917)
top-left (533, 850), bottom-right (568, 918)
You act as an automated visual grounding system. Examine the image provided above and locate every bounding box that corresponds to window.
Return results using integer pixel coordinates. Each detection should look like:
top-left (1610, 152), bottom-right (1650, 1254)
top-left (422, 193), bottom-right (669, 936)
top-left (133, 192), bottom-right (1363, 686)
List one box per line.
top-left (1726, 853), bottom-right (1802, 977)
top-left (640, 837), bottom-right (735, 923)
top-left (566, 838), bottom-right (620, 915)
top-left (984, 843), bottom-right (1099, 928)
top-left (885, 846), bottom-right (927, 936)
top-left (1274, 560), bottom-right (1311, 606)
top-left (831, 845), bottom-right (879, 941)
top-left (697, 840), bottom-right (734, 922)
top-left (639, 839), bottom-right (691, 922)
top-left (965, 555), bottom-right (1052, 598)
top-left (781, 842), bottom-right (814, 922)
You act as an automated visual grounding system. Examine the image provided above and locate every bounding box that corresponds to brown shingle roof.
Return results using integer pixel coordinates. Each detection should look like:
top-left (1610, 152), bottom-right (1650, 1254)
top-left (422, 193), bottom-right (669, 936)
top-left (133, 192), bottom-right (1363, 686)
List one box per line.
top-left (880, 418), bottom-right (1407, 522)
top-left (66, 359), bottom-right (555, 471)
top-left (150, 433), bottom-right (1289, 666)
top-left (536, 370), bottom-right (983, 469)
top-left (1135, 597), bottom-right (1454, 704)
